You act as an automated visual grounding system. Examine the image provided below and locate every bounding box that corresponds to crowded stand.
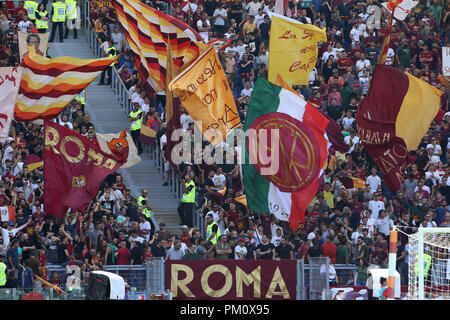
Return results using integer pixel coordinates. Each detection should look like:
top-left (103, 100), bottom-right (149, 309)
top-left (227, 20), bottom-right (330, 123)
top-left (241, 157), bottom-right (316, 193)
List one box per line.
top-left (0, 0), bottom-right (449, 299)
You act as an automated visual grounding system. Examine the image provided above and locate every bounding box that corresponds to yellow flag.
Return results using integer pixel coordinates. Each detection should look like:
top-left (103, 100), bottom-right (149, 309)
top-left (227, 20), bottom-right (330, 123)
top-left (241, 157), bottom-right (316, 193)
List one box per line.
top-left (268, 14), bottom-right (327, 86)
top-left (169, 46), bottom-right (241, 144)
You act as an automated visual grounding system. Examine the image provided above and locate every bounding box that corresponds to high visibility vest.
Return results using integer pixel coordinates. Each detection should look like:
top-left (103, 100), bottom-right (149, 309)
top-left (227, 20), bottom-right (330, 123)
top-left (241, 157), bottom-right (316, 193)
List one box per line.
top-left (24, 0), bottom-right (38, 19)
top-left (129, 110), bottom-right (143, 131)
top-left (182, 180), bottom-right (195, 203)
top-left (0, 262), bottom-right (6, 286)
top-left (206, 221), bottom-right (221, 245)
top-left (52, 2), bottom-right (66, 22)
top-left (35, 10), bottom-right (48, 29)
top-left (75, 89), bottom-right (86, 104)
top-left (414, 253), bottom-right (432, 278)
top-left (65, 0), bottom-right (77, 19)
top-left (106, 46), bottom-right (117, 67)
top-left (137, 195), bottom-right (146, 207)
top-left (142, 207), bottom-right (152, 219)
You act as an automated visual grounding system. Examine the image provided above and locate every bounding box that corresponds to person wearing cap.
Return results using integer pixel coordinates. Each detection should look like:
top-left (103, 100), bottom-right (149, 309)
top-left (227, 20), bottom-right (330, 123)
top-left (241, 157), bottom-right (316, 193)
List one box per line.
top-left (234, 237), bottom-right (247, 260)
top-left (205, 214), bottom-right (221, 245)
top-left (180, 225), bottom-right (191, 247)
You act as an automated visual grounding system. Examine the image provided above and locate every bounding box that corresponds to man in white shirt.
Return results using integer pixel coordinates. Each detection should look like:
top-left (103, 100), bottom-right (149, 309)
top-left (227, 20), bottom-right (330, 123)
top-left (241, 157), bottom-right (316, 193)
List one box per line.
top-left (344, 131), bottom-right (360, 153)
top-left (138, 215), bottom-right (152, 242)
top-left (254, 8), bottom-right (265, 27)
top-left (197, 11), bottom-right (211, 42)
top-left (18, 15), bottom-right (31, 33)
top-left (59, 115), bottom-right (73, 129)
top-left (366, 168), bottom-right (381, 195)
top-left (212, 167), bottom-right (226, 191)
top-left (270, 228), bottom-right (283, 247)
top-left (180, 111), bottom-right (194, 130)
top-left (368, 192), bottom-right (385, 220)
top-left (245, 0), bottom-right (262, 16)
top-left (0, 219), bottom-right (31, 256)
top-left (213, 3), bottom-right (227, 36)
top-left (374, 210), bottom-right (393, 238)
top-left (234, 238), bottom-right (248, 259)
top-left (355, 53), bottom-right (371, 77)
top-left (240, 81), bottom-right (253, 98)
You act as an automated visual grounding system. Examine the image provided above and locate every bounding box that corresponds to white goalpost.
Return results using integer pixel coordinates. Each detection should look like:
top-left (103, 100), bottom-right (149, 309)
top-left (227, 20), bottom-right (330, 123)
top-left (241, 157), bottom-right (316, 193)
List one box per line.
top-left (407, 228), bottom-right (450, 300)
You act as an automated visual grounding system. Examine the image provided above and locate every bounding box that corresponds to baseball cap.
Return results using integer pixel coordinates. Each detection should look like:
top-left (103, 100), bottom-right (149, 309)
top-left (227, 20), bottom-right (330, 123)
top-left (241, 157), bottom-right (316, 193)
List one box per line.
top-left (238, 237), bottom-right (245, 242)
top-left (182, 225), bottom-right (188, 229)
top-left (7, 221), bottom-right (14, 226)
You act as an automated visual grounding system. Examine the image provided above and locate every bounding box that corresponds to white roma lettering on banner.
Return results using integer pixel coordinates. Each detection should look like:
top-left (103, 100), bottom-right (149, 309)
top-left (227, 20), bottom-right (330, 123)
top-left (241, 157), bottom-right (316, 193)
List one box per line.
top-left (443, 47), bottom-right (450, 77)
top-left (0, 67), bottom-right (23, 142)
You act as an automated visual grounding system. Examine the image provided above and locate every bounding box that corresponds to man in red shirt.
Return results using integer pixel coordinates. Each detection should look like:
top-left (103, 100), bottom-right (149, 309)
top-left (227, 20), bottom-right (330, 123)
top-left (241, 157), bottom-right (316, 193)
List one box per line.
top-left (13, 1), bottom-right (27, 23)
top-left (114, 241), bottom-right (131, 265)
top-left (321, 235), bottom-right (337, 264)
top-left (336, 51), bottom-right (352, 76)
top-left (419, 44), bottom-right (433, 69)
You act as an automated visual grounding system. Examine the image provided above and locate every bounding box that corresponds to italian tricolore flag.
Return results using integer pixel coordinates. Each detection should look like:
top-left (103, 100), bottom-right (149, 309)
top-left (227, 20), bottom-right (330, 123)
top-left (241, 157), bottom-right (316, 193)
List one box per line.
top-left (0, 206), bottom-right (15, 222)
top-left (242, 77), bottom-right (329, 230)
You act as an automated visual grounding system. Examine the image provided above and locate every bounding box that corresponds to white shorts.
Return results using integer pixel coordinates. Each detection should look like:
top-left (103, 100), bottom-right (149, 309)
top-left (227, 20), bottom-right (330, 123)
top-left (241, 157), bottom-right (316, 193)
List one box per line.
top-left (164, 161), bottom-right (170, 172)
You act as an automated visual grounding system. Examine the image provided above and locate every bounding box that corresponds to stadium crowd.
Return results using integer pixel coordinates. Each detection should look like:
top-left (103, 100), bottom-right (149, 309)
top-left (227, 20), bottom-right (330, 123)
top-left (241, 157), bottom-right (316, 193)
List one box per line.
top-left (0, 0), bottom-right (449, 293)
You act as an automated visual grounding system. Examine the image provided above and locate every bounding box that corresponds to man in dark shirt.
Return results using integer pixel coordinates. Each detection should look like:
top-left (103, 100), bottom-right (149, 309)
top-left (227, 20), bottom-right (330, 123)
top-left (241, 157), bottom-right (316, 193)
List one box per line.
top-left (151, 239), bottom-right (167, 258)
top-left (275, 237), bottom-right (294, 259)
top-left (256, 235), bottom-right (275, 259)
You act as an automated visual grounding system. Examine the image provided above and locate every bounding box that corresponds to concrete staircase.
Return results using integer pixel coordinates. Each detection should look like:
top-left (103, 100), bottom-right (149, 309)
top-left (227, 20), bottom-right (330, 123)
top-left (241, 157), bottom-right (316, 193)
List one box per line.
top-left (47, 30), bottom-right (183, 236)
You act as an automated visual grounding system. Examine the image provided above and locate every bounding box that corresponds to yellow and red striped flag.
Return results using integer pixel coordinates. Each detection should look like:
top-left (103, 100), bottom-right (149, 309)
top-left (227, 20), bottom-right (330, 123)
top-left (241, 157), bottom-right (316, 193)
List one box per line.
top-left (14, 47), bottom-right (117, 121)
top-left (113, 0), bottom-right (207, 95)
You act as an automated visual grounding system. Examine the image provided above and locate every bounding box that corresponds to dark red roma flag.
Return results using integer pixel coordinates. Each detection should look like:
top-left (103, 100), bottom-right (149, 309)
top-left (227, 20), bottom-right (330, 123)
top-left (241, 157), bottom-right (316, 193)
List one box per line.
top-left (44, 120), bottom-right (123, 218)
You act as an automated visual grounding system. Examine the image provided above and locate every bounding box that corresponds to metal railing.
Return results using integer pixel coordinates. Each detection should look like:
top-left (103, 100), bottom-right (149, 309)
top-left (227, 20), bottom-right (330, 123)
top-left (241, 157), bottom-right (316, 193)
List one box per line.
top-left (0, 260), bottom-right (359, 300)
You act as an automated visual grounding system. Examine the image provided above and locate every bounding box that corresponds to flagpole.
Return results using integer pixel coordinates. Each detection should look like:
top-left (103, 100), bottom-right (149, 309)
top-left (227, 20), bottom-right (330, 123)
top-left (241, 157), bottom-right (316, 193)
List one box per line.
top-left (377, 7), bottom-right (396, 65)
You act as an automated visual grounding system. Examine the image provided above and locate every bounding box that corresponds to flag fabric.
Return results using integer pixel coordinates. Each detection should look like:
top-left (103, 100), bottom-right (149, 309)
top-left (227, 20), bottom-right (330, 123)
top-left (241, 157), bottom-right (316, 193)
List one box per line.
top-left (274, 0), bottom-right (288, 15)
top-left (0, 206), bottom-right (15, 222)
top-left (95, 130), bottom-right (141, 168)
top-left (234, 194), bottom-right (247, 207)
top-left (338, 176), bottom-right (366, 189)
top-left (268, 13), bottom-right (326, 86)
top-left (44, 120), bottom-right (123, 218)
top-left (113, 0), bottom-right (205, 95)
top-left (207, 38), bottom-right (233, 51)
top-left (26, 154), bottom-right (43, 171)
top-left (14, 47), bottom-right (116, 121)
top-left (165, 39), bottom-right (182, 168)
top-left (139, 123), bottom-right (157, 145)
top-left (356, 65), bottom-right (442, 191)
top-left (169, 46), bottom-right (241, 145)
top-left (378, 11), bottom-right (394, 65)
top-left (242, 77), bottom-right (329, 230)
top-left (0, 67), bottom-right (23, 142)
top-left (382, 0), bottom-right (418, 21)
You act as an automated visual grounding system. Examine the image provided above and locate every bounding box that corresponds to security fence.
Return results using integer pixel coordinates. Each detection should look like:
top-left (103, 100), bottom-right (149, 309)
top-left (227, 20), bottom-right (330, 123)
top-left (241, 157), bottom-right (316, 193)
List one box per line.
top-left (0, 258), bottom-right (360, 300)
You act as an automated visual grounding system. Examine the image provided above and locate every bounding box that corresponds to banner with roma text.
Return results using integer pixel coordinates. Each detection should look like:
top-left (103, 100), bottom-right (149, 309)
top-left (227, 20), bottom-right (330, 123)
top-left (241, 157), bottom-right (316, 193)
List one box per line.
top-left (0, 67), bottom-right (23, 142)
top-left (44, 120), bottom-right (123, 218)
top-left (268, 13), bottom-right (326, 86)
top-left (169, 46), bottom-right (241, 145)
top-left (165, 260), bottom-right (296, 300)
top-left (90, 0), bottom-right (114, 13)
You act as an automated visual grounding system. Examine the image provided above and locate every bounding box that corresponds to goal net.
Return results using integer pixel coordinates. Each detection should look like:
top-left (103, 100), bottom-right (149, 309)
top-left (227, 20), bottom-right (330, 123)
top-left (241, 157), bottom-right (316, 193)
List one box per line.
top-left (407, 228), bottom-right (450, 300)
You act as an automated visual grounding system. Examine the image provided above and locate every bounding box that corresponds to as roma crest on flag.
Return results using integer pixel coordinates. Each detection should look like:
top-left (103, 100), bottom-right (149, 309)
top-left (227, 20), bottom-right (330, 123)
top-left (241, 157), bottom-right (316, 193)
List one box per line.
top-left (96, 130), bottom-right (141, 168)
top-left (107, 130), bottom-right (129, 163)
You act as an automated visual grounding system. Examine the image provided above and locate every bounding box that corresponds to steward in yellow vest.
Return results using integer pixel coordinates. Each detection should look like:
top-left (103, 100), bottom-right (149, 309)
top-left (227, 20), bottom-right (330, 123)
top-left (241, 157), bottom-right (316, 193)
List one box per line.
top-left (49, 0), bottom-right (66, 43)
top-left (206, 214), bottom-right (220, 245)
top-left (24, 0), bottom-right (38, 21)
top-left (64, 0), bottom-right (78, 39)
top-left (177, 174), bottom-right (196, 228)
top-left (35, 6), bottom-right (49, 33)
top-left (128, 102), bottom-right (144, 154)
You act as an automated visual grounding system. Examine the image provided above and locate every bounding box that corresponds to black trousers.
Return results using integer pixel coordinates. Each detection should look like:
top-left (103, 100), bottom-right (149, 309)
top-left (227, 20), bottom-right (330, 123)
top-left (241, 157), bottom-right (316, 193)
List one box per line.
top-left (64, 21), bottom-right (78, 38)
top-left (130, 129), bottom-right (143, 153)
top-left (49, 21), bottom-right (64, 42)
top-left (99, 66), bottom-right (112, 85)
top-left (177, 202), bottom-right (194, 227)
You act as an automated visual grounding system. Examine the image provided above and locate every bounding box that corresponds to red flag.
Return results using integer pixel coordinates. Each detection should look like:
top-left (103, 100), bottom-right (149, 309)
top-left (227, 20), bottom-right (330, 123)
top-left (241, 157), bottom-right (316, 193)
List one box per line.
top-left (44, 120), bottom-right (123, 218)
